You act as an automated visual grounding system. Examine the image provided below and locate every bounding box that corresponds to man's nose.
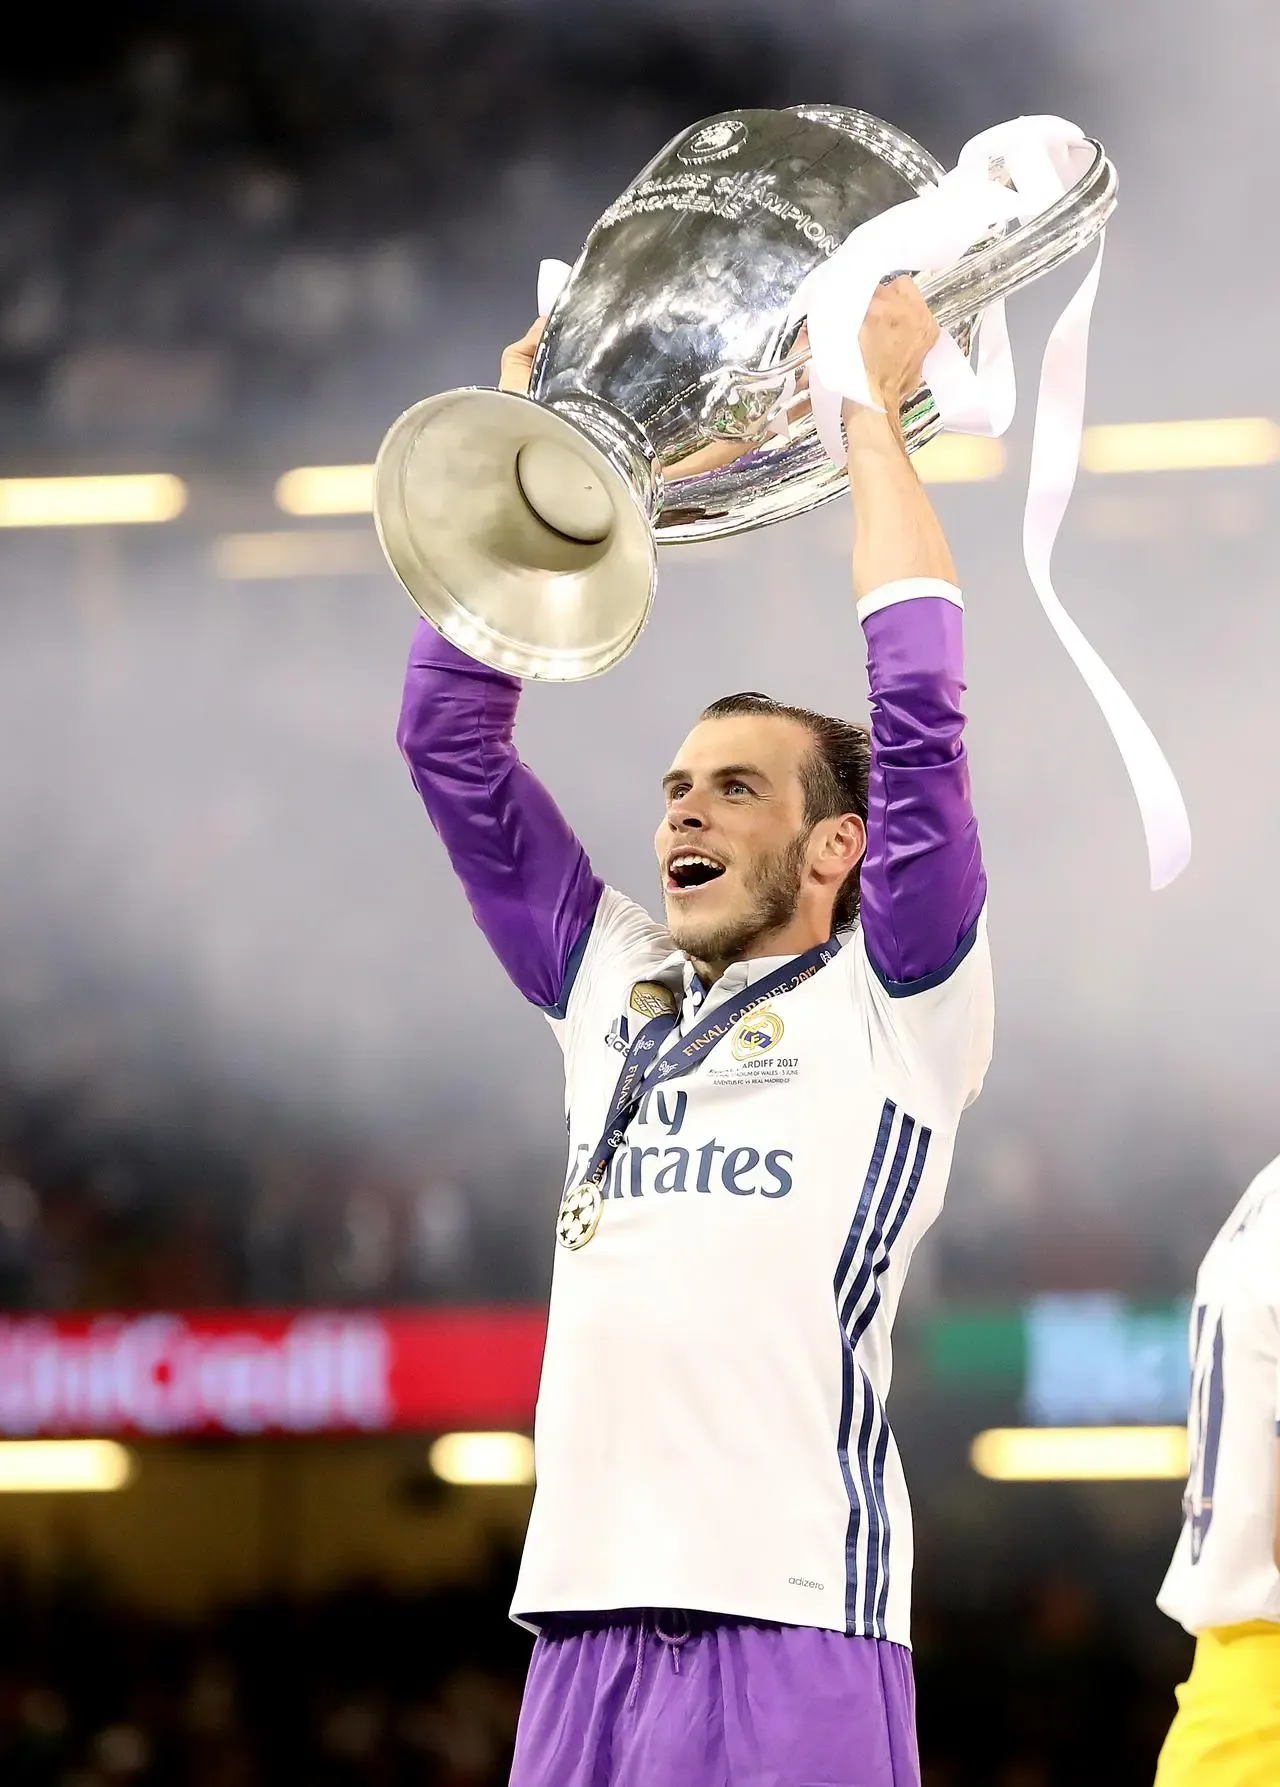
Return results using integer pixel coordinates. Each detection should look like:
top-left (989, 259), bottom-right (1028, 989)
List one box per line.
top-left (667, 794), bottom-right (706, 831)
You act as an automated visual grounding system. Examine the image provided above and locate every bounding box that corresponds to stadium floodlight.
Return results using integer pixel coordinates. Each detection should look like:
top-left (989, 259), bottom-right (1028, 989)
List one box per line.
top-left (0, 474), bottom-right (187, 527)
top-left (970, 1425), bottom-right (1189, 1482)
top-left (913, 437), bottom-right (1006, 484)
top-left (428, 1431), bottom-right (535, 1486)
top-left (212, 529), bottom-right (381, 580)
top-left (0, 1440), bottom-right (135, 1493)
top-left (275, 465), bottom-right (375, 516)
top-left (1081, 418), bottom-right (1279, 474)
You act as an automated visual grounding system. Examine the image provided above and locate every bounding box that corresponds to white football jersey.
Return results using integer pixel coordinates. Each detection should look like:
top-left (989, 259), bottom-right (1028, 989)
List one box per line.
top-left (510, 885), bottom-right (993, 1642)
top-left (1157, 1156), bottom-right (1280, 1635)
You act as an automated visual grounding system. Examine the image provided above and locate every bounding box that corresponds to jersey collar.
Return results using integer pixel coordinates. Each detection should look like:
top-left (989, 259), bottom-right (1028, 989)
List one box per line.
top-left (657, 949), bottom-right (799, 1028)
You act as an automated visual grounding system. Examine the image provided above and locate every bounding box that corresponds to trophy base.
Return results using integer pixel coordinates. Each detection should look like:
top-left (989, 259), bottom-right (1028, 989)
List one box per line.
top-left (514, 438), bottom-right (615, 544)
top-left (374, 388), bottom-right (659, 682)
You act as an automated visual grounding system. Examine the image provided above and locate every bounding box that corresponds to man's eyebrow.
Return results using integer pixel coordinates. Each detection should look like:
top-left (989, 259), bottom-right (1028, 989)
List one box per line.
top-left (661, 763), bottom-right (770, 792)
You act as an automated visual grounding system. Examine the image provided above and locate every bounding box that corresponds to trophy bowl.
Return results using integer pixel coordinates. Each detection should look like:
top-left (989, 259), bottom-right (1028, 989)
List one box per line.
top-left (374, 104), bottom-right (1116, 680)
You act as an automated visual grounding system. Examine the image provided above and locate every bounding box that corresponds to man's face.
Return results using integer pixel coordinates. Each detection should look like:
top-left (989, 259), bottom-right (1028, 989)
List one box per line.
top-left (654, 713), bottom-right (822, 965)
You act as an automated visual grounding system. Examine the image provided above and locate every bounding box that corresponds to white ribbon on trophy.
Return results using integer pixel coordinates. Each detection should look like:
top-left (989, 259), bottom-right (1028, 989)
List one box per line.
top-left (802, 113), bottom-right (1191, 891)
top-left (539, 113), bottom-right (1192, 891)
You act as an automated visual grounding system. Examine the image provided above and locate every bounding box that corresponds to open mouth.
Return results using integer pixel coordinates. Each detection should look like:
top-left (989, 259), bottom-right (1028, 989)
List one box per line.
top-left (666, 852), bottom-right (728, 894)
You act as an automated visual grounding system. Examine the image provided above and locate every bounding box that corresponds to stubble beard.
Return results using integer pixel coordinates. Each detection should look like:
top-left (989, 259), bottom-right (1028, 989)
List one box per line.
top-left (664, 832), bottom-right (808, 968)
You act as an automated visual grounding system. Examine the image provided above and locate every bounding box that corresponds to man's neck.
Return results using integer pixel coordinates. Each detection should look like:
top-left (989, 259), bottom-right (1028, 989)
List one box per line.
top-left (690, 912), bottom-right (834, 989)
top-left (690, 957), bottom-right (731, 989)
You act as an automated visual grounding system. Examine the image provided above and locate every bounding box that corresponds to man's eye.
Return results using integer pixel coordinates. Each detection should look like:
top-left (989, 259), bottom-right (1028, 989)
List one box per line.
top-left (666, 784), bottom-right (690, 802)
top-left (726, 781), bottom-right (751, 797)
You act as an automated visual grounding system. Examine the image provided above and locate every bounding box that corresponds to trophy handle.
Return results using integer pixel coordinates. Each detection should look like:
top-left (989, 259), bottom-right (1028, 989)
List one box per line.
top-left (920, 138), bottom-right (1116, 329)
top-left (699, 140), bottom-right (1116, 449)
top-left (658, 140), bottom-right (1116, 543)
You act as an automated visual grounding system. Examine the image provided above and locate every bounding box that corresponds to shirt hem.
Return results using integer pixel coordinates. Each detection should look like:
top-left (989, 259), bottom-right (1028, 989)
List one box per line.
top-left (1157, 1599), bottom-right (1280, 1638)
top-left (509, 1591), bottom-right (911, 1647)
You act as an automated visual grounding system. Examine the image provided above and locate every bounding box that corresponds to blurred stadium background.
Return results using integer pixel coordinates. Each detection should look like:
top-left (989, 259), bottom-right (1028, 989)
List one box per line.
top-left (0, 0), bottom-right (1274, 1780)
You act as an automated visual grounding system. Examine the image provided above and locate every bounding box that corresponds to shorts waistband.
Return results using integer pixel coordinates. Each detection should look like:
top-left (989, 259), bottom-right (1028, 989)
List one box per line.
top-left (538, 1608), bottom-right (790, 1636)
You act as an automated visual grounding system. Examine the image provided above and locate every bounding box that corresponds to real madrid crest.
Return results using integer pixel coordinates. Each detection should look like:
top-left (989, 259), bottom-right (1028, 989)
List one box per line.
top-left (731, 1006), bottom-right (784, 1061)
top-left (629, 980), bottom-right (678, 1020)
top-left (557, 1179), bottom-right (603, 1251)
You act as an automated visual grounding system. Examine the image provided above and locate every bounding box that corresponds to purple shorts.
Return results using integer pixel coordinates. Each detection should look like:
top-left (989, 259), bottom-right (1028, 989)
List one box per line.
top-left (509, 1610), bottom-right (920, 1787)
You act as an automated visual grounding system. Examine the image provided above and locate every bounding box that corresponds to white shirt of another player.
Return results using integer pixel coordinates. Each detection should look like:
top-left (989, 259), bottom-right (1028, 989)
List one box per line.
top-left (1157, 1155), bottom-right (1280, 1634)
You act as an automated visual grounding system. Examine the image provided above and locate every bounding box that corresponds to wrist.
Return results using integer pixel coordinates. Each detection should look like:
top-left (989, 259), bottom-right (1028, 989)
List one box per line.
top-left (842, 398), bottom-right (907, 456)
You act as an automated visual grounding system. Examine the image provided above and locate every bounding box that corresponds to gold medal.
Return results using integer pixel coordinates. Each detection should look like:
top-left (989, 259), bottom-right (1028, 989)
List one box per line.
top-left (556, 1179), bottom-right (604, 1251)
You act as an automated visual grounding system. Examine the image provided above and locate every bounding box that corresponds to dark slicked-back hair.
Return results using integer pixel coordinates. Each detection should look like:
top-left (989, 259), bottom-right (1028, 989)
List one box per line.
top-left (700, 692), bottom-right (871, 929)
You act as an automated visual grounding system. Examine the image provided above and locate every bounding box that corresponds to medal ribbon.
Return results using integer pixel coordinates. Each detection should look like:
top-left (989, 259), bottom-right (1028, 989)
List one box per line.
top-left (577, 937), bottom-right (841, 1192)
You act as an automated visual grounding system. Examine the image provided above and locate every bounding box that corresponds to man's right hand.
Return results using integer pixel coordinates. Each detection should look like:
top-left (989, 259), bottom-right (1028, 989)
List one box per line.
top-left (499, 318), bottom-right (547, 395)
top-left (853, 276), bottom-right (940, 420)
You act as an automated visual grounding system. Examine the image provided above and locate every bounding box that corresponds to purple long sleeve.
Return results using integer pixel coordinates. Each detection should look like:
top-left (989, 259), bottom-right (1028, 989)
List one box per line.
top-left (857, 595), bottom-right (986, 988)
top-left (396, 622), bottom-right (603, 1012)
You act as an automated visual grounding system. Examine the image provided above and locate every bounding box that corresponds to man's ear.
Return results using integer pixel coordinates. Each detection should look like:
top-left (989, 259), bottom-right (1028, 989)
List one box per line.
top-left (834, 812), bottom-right (867, 869)
top-left (811, 813), bottom-right (866, 885)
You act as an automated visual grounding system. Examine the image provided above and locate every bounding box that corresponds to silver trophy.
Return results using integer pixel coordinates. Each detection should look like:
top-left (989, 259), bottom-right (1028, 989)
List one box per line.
top-left (374, 105), bottom-right (1115, 680)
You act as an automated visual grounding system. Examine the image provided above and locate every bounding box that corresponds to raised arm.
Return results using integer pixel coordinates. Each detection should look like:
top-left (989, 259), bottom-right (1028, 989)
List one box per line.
top-left (397, 625), bottom-right (602, 1013)
top-left (394, 319), bottom-right (602, 1014)
top-left (845, 278), bottom-right (986, 988)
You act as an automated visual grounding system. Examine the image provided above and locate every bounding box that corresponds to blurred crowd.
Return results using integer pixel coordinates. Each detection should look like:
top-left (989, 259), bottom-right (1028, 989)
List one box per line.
top-left (0, 0), bottom-right (1051, 455)
top-left (0, 1562), bottom-right (526, 1787)
top-left (0, 1063), bottom-right (550, 1310)
top-left (0, 1554), bottom-right (1187, 1787)
top-left (0, 2), bottom-right (796, 455)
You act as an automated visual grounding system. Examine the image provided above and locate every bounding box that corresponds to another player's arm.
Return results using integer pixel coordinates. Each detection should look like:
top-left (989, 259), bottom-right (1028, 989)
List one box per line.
top-left (844, 278), bottom-right (985, 989)
top-left (394, 321), bottom-right (603, 1015)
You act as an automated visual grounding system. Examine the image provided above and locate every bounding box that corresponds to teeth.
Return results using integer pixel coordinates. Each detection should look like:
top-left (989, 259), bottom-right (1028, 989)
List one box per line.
top-left (670, 854), bottom-right (722, 872)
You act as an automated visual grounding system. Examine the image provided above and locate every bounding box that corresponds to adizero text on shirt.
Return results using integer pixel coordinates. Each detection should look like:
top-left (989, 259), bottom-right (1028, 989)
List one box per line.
top-left (511, 888), bottom-right (994, 1642)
